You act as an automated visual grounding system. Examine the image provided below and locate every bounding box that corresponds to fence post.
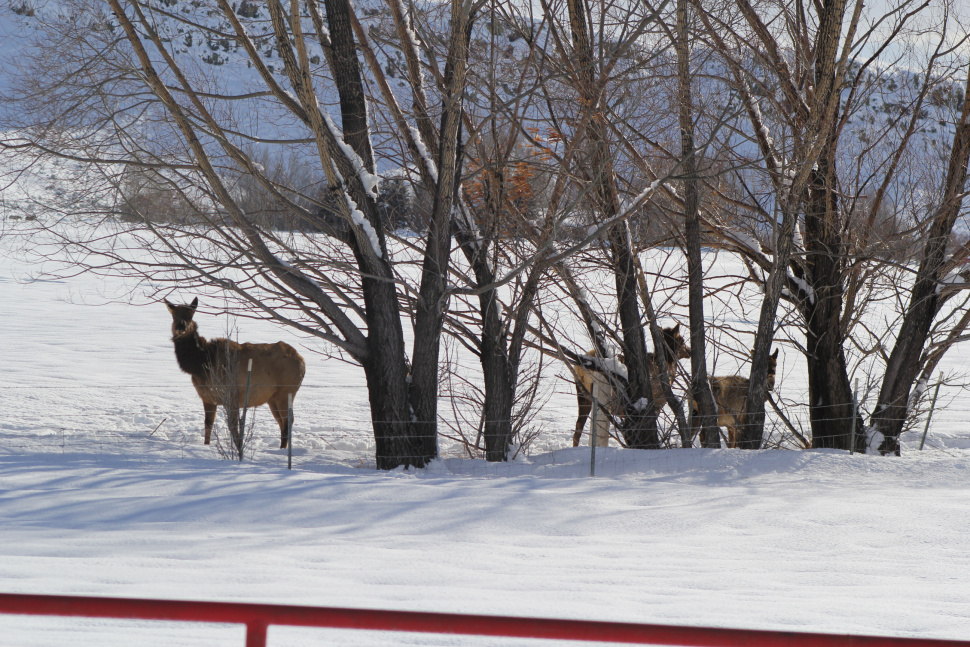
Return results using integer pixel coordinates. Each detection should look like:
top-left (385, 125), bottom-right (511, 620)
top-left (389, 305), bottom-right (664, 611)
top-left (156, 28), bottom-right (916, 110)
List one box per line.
top-left (849, 378), bottom-right (858, 455)
top-left (287, 393), bottom-right (293, 470)
top-left (239, 358), bottom-right (253, 461)
top-left (245, 619), bottom-right (267, 647)
top-left (239, 359), bottom-right (253, 431)
top-left (589, 383), bottom-right (598, 477)
top-left (919, 372), bottom-right (943, 451)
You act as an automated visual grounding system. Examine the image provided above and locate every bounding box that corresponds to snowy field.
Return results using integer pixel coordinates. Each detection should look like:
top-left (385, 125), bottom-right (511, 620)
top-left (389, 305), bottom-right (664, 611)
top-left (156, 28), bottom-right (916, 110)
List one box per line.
top-left (2, 226), bottom-right (970, 645)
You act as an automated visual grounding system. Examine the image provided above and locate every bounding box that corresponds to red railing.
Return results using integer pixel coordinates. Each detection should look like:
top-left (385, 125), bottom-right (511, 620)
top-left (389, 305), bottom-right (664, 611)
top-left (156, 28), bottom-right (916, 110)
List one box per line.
top-left (0, 593), bottom-right (966, 647)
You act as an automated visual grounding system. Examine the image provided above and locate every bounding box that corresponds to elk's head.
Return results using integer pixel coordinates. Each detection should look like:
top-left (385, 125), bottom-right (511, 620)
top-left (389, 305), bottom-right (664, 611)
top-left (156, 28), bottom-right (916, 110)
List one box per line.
top-left (767, 348), bottom-right (780, 391)
top-left (754, 348), bottom-right (781, 391)
top-left (663, 323), bottom-right (691, 360)
top-left (165, 297), bottom-right (199, 338)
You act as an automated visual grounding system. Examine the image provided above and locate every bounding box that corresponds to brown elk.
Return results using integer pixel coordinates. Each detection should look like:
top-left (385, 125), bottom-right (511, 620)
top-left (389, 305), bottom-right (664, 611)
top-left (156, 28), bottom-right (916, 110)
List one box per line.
top-left (165, 297), bottom-right (306, 449)
top-left (572, 324), bottom-right (691, 447)
top-left (702, 348), bottom-right (779, 448)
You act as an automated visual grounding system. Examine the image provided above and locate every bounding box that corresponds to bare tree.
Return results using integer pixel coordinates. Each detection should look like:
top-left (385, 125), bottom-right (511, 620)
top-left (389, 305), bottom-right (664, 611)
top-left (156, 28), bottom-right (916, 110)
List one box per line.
top-left (870, 60), bottom-right (970, 454)
top-left (531, 0), bottom-right (683, 448)
top-left (1, 0), bottom-right (479, 469)
top-left (671, 0), bottom-right (720, 447)
top-left (695, 0), bottom-right (970, 450)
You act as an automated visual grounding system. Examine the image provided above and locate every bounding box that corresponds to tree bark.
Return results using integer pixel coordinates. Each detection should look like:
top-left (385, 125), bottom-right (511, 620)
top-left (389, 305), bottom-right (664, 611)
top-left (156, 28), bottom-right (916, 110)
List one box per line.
top-left (321, 0), bottom-right (375, 171)
top-left (737, 205), bottom-right (799, 449)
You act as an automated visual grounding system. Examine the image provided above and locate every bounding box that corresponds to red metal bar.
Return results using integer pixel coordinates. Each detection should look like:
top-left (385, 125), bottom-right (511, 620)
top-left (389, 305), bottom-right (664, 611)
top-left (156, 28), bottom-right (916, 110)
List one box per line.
top-left (0, 593), bottom-right (966, 647)
top-left (245, 619), bottom-right (267, 647)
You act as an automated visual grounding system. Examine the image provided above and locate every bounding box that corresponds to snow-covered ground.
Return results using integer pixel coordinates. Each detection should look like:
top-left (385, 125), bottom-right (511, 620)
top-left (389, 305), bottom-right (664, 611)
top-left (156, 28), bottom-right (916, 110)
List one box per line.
top-left (3, 226), bottom-right (970, 646)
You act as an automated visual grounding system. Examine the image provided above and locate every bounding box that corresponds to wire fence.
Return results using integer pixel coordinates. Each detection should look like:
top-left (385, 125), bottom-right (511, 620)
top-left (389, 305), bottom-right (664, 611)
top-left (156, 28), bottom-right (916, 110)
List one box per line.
top-left (0, 392), bottom-right (970, 478)
top-left (3, 377), bottom-right (967, 479)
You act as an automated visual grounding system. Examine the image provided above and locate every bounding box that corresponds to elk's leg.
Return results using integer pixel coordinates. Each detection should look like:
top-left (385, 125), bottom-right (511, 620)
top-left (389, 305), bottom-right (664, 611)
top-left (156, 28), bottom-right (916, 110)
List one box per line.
top-left (574, 392), bottom-right (592, 447)
top-left (203, 401), bottom-right (217, 445)
top-left (269, 395), bottom-right (290, 449)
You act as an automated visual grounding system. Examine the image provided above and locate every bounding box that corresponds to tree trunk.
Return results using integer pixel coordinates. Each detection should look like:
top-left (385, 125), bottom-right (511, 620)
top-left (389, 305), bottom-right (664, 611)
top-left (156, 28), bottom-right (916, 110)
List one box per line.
top-left (676, 0), bottom-right (719, 448)
top-left (362, 340), bottom-right (419, 470)
top-left (737, 206), bottom-right (799, 449)
top-left (612, 227), bottom-right (660, 448)
top-left (408, 1), bottom-right (476, 462)
top-left (802, 159), bottom-right (863, 451)
top-left (567, 0), bottom-right (659, 449)
top-left (319, 0), bottom-right (434, 468)
top-left (479, 290), bottom-right (516, 461)
top-left (321, 0), bottom-right (375, 171)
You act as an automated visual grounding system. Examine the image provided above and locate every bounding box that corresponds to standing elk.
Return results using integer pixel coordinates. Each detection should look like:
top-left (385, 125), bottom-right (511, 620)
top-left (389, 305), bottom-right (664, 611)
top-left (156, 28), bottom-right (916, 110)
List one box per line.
top-left (572, 323), bottom-right (691, 447)
top-left (165, 297), bottom-right (306, 449)
top-left (698, 348), bottom-right (779, 448)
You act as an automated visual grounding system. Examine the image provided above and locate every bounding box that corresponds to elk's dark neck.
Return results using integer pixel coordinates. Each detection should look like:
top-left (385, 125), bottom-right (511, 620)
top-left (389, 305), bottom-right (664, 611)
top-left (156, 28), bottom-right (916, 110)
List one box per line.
top-left (172, 328), bottom-right (211, 378)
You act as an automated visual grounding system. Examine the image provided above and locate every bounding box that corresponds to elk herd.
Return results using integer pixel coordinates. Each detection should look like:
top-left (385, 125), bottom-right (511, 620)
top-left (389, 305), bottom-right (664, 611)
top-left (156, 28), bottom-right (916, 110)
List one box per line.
top-left (571, 323), bottom-right (780, 449)
top-left (164, 297), bottom-right (776, 450)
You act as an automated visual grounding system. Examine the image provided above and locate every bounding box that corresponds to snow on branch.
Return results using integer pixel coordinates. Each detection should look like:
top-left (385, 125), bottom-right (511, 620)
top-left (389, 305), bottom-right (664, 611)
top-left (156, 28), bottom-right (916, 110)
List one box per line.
top-left (936, 269), bottom-right (970, 295)
top-left (308, 0), bottom-right (331, 40)
top-left (342, 189), bottom-right (383, 260)
top-left (321, 110), bottom-right (380, 200)
top-left (326, 161), bottom-right (383, 260)
top-left (728, 230), bottom-right (765, 258)
top-left (788, 270), bottom-right (815, 304)
top-left (744, 89), bottom-right (774, 152)
top-left (408, 123), bottom-right (438, 183)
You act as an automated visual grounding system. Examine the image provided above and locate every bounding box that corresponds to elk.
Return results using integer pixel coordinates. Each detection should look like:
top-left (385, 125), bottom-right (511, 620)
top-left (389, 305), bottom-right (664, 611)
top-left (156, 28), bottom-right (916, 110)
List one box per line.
top-left (165, 297), bottom-right (306, 449)
top-left (572, 323), bottom-right (691, 447)
top-left (703, 348), bottom-right (779, 448)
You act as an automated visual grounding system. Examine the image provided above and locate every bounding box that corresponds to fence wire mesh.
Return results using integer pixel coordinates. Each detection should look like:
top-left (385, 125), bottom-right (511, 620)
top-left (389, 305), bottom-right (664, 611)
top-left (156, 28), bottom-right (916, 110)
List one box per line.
top-left (3, 380), bottom-right (966, 478)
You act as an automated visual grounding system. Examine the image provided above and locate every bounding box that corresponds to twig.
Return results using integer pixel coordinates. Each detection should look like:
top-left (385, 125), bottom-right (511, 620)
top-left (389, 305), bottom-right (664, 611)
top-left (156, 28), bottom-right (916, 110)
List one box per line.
top-left (148, 417), bottom-right (168, 437)
top-left (767, 395), bottom-right (809, 448)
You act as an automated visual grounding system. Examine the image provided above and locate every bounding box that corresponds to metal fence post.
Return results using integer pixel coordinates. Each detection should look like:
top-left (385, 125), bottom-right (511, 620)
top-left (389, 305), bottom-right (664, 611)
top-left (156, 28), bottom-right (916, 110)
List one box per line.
top-left (238, 358), bottom-right (253, 461)
top-left (287, 393), bottom-right (293, 470)
top-left (850, 378), bottom-right (858, 455)
top-left (589, 383), bottom-right (598, 478)
top-left (919, 372), bottom-right (943, 451)
top-left (240, 359), bottom-right (253, 430)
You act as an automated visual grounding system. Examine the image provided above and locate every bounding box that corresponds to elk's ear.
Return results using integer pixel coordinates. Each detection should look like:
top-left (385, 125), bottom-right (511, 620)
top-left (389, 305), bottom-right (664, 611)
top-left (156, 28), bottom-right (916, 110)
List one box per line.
top-left (771, 348), bottom-right (779, 360)
top-left (189, 297), bottom-right (199, 311)
top-left (164, 299), bottom-right (175, 313)
top-left (672, 323), bottom-right (680, 334)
